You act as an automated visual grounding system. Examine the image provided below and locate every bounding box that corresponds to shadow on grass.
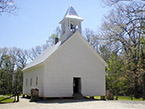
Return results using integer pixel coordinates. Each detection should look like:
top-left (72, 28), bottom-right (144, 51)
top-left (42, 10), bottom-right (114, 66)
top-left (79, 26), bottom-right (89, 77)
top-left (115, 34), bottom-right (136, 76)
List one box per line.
top-left (0, 97), bottom-right (14, 104)
top-left (0, 99), bottom-right (14, 104)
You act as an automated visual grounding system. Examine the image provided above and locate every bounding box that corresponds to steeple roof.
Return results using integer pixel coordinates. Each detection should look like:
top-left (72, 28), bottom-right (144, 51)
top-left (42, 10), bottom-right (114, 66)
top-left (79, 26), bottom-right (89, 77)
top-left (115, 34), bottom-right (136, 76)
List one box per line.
top-left (63, 6), bottom-right (83, 20)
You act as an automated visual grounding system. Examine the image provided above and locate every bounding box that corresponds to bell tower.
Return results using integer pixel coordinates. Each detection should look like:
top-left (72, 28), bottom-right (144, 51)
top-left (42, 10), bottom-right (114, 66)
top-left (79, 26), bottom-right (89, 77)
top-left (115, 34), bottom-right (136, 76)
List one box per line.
top-left (59, 6), bottom-right (83, 42)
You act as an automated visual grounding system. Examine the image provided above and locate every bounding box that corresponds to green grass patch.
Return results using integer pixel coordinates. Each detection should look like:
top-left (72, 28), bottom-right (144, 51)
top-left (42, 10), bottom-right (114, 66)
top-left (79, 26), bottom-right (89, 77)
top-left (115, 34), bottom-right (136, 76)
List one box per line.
top-left (118, 96), bottom-right (143, 101)
top-left (86, 96), bottom-right (144, 101)
top-left (0, 97), bottom-right (14, 103)
top-left (94, 96), bottom-right (100, 99)
top-left (85, 96), bottom-right (90, 99)
top-left (6, 94), bottom-right (13, 96)
top-left (19, 94), bottom-right (23, 96)
top-left (85, 96), bottom-right (101, 99)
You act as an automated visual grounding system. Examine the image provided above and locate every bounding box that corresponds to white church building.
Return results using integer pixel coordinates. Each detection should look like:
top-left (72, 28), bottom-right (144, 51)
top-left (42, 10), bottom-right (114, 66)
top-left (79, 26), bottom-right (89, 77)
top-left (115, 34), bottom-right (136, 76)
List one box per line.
top-left (23, 6), bottom-right (108, 98)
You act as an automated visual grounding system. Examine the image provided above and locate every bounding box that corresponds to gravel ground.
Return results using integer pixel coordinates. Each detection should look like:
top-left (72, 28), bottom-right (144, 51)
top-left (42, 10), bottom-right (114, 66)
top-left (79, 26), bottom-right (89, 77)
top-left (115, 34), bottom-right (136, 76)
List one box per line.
top-left (0, 97), bottom-right (145, 109)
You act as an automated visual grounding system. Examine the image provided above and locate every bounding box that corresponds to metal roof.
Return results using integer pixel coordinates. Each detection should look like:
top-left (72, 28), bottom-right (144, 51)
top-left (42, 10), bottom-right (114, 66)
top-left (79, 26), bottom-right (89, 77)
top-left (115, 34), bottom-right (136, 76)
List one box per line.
top-left (23, 41), bottom-right (61, 71)
top-left (63, 6), bottom-right (83, 20)
top-left (23, 31), bottom-right (108, 72)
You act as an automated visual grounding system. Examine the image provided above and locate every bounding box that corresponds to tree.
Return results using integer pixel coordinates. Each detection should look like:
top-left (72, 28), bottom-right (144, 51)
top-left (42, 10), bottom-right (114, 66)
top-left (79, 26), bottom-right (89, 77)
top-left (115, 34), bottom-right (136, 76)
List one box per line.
top-left (138, 36), bottom-right (145, 99)
top-left (0, 0), bottom-right (17, 15)
top-left (0, 25), bottom-right (62, 95)
top-left (99, 45), bottom-right (111, 63)
top-left (29, 46), bottom-right (44, 60)
top-left (83, 28), bottom-right (100, 52)
top-left (106, 52), bottom-right (125, 100)
top-left (54, 26), bottom-right (61, 38)
top-left (46, 26), bottom-right (61, 46)
top-left (103, 0), bottom-right (145, 6)
top-left (0, 47), bottom-right (28, 95)
top-left (100, 1), bottom-right (145, 98)
top-left (0, 53), bottom-right (14, 94)
top-left (47, 34), bottom-right (58, 46)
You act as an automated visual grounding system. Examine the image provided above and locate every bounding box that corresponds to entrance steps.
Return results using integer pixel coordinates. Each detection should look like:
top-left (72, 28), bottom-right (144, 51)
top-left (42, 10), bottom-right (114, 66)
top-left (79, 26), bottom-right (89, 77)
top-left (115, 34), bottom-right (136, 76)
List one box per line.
top-left (73, 93), bottom-right (84, 99)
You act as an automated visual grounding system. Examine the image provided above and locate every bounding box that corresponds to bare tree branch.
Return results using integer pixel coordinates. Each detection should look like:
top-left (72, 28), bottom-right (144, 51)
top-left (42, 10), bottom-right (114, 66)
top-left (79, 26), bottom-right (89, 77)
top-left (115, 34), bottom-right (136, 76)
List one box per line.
top-left (0, 0), bottom-right (18, 15)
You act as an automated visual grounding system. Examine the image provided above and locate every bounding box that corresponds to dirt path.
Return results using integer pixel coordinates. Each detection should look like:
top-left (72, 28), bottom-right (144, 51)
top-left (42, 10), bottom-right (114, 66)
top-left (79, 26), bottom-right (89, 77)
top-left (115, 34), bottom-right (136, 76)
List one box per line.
top-left (0, 97), bottom-right (145, 109)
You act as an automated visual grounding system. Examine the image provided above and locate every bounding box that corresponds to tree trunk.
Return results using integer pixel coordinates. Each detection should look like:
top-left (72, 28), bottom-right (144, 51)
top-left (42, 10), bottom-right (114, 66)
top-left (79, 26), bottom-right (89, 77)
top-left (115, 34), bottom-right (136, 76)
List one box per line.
top-left (115, 94), bottom-right (118, 100)
top-left (131, 95), bottom-right (133, 100)
top-left (133, 57), bottom-right (139, 98)
top-left (134, 74), bottom-right (140, 98)
top-left (16, 94), bottom-right (19, 102)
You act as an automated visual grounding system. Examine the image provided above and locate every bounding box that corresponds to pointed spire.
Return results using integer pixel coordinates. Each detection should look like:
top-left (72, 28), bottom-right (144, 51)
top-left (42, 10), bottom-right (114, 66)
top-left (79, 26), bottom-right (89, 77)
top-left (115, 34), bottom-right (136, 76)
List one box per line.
top-left (63, 6), bottom-right (83, 20)
top-left (64, 6), bottom-right (78, 17)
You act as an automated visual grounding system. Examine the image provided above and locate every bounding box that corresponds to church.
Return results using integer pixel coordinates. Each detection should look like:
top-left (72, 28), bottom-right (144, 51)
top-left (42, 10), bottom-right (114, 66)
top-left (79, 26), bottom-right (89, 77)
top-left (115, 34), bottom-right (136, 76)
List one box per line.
top-left (22, 6), bottom-right (108, 98)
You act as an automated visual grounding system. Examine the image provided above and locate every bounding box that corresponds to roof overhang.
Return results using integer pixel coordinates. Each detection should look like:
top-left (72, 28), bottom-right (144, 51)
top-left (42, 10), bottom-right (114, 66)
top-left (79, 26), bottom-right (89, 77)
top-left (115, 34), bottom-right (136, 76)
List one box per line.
top-left (59, 16), bottom-right (83, 24)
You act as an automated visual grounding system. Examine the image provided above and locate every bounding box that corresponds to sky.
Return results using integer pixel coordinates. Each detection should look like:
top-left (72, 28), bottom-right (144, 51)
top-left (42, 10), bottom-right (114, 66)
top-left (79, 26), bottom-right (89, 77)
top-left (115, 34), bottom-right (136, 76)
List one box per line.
top-left (0, 0), bottom-right (110, 49)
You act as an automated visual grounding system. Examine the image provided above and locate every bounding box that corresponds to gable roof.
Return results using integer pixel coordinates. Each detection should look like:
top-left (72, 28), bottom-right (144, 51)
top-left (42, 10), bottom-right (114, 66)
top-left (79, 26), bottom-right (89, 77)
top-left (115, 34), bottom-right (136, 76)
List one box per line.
top-left (23, 31), bottom-right (108, 72)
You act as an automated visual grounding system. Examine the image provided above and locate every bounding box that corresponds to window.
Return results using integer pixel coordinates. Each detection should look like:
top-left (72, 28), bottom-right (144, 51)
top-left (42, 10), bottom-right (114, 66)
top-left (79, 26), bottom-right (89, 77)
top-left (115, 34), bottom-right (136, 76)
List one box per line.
top-left (70, 24), bottom-right (76, 32)
top-left (26, 79), bottom-right (28, 86)
top-left (30, 78), bottom-right (32, 86)
top-left (36, 77), bottom-right (38, 86)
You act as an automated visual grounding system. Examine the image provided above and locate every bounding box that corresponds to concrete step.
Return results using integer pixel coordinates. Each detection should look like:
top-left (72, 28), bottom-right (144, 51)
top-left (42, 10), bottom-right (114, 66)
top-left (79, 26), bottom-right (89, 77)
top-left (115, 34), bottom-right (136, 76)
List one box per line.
top-left (73, 93), bottom-right (84, 99)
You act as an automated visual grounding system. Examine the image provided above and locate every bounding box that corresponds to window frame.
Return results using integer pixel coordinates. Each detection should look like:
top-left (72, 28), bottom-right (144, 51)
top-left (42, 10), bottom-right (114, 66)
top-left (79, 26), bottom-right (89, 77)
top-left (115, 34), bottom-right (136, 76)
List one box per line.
top-left (36, 76), bottom-right (38, 86)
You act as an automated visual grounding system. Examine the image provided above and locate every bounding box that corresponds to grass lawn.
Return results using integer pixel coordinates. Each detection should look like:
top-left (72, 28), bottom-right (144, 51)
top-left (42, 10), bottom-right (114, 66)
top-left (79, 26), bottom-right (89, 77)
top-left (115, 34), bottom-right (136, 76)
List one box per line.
top-left (94, 96), bottom-right (100, 99)
top-left (86, 96), bottom-right (100, 99)
top-left (0, 97), bottom-right (14, 103)
top-left (118, 96), bottom-right (143, 101)
top-left (86, 96), bottom-right (144, 101)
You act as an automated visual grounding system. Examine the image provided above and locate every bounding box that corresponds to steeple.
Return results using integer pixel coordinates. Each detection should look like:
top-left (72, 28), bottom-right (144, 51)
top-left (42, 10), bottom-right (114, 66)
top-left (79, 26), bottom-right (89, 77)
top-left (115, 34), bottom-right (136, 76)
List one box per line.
top-left (64, 6), bottom-right (83, 20)
top-left (60, 6), bottom-right (83, 42)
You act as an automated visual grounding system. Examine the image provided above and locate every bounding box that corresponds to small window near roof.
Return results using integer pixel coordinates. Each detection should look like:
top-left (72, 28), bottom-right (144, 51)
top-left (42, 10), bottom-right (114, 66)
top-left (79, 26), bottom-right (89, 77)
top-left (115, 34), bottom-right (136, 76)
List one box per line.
top-left (36, 77), bottom-right (38, 86)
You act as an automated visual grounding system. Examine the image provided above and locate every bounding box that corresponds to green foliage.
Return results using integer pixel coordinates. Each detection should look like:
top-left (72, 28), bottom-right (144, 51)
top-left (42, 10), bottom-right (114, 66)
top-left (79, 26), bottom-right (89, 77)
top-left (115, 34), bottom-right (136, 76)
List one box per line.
top-left (0, 47), bottom-right (26, 95)
top-left (47, 34), bottom-right (58, 46)
top-left (46, 26), bottom-right (61, 46)
top-left (99, 45), bottom-right (111, 63)
top-left (100, 0), bottom-right (145, 99)
top-left (118, 96), bottom-right (143, 101)
top-left (0, 26), bottom-right (61, 96)
top-left (106, 53), bottom-right (126, 97)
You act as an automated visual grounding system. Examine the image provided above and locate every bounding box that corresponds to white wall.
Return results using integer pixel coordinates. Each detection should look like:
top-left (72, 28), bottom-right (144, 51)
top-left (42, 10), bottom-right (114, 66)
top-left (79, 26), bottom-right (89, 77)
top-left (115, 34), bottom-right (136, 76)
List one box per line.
top-left (43, 32), bottom-right (106, 97)
top-left (23, 65), bottom-right (44, 97)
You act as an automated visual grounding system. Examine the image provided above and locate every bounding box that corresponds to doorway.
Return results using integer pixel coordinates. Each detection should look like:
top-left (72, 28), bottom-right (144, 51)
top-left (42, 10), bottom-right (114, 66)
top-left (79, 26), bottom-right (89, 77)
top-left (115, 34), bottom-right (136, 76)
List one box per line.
top-left (73, 77), bottom-right (81, 94)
